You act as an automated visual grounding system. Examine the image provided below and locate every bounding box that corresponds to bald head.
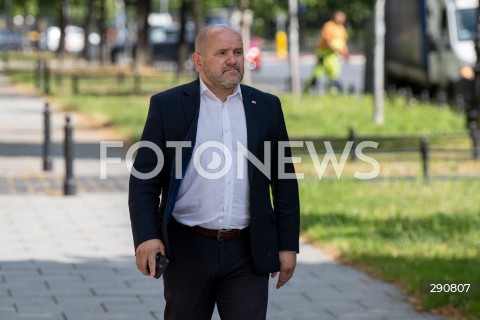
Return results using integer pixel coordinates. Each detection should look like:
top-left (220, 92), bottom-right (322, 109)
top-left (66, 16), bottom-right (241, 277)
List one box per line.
top-left (191, 24), bottom-right (245, 101)
top-left (333, 10), bottom-right (346, 24)
top-left (195, 25), bottom-right (242, 54)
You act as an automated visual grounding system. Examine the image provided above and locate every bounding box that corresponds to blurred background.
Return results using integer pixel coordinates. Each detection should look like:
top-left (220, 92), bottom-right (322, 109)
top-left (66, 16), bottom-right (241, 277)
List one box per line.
top-left (1, 0), bottom-right (479, 125)
top-left (0, 0), bottom-right (371, 62)
top-left (1, 1), bottom-right (480, 319)
top-left (0, 0), bottom-right (372, 87)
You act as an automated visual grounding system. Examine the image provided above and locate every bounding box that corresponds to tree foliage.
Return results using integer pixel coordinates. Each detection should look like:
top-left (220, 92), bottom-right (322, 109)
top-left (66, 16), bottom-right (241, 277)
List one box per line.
top-left (1, 0), bottom-right (373, 38)
top-left (0, 0), bottom-right (373, 65)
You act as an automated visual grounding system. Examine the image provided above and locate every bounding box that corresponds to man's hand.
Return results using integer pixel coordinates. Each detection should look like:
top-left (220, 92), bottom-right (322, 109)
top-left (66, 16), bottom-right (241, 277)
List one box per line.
top-left (270, 251), bottom-right (297, 289)
top-left (340, 48), bottom-right (349, 60)
top-left (135, 239), bottom-right (165, 277)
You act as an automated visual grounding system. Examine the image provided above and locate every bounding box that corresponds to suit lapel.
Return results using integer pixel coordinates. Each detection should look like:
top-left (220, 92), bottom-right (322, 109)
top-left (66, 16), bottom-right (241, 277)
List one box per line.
top-left (179, 79), bottom-right (201, 174)
top-left (241, 85), bottom-right (260, 183)
top-left (181, 79), bottom-right (201, 143)
top-left (165, 80), bottom-right (200, 226)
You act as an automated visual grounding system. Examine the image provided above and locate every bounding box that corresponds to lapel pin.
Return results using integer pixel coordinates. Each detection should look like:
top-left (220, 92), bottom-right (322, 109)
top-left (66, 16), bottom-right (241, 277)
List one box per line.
top-left (252, 100), bottom-right (256, 104)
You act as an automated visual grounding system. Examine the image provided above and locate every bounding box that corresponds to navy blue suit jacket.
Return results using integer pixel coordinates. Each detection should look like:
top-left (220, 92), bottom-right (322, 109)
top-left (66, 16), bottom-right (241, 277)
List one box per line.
top-left (128, 79), bottom-right (300, 273)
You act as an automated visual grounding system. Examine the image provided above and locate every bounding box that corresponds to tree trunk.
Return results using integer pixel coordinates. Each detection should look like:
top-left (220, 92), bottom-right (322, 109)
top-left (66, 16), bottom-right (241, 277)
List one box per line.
top-left (288, 0), bottom-right (300, 97)
top-left (240, 0), bottom-right (252, 85)
top-left (176, 0), bottom-right (189, 75)
top-left (193, 0), bottom-right (202, 39)
top-left (475, 4), bottom-right (480, 130)
top-left (57, 0), bottom-right (67, 58)
top-left (82, 0), bottom-right (94, 61)
top-left (373, 0), bottom-right (385, 125)
top-left (4, 0), bottom-right (12, 31)
top-left (135, 0), bottom-right (151, 72)
top-left (97, 0), bottom-right (108, 65)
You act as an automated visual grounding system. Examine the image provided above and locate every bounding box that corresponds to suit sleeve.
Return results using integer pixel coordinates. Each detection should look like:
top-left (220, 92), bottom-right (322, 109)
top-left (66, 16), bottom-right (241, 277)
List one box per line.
top-left (271, 96), bottom-right (300, 253)
top-left (128, 95), bottom-right (165, 250)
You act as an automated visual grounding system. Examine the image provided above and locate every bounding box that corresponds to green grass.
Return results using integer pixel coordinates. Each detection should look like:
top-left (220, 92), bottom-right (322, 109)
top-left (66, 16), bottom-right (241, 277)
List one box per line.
top-left (300, 178), bottom-right (480, 318)
top-left (7, 69), bottom-right (193, 141)
top-left (279, 94), bottom-right (466, 137)
top-left (60, 94), bottom-right (150, 140)
top-left (7, 69), bottom-right (467, 142)
top-left (2, 50), bottom-right (57, 61)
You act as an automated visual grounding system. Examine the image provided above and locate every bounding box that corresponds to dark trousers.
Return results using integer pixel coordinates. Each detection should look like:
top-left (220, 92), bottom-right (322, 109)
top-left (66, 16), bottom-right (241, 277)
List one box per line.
top-left (163, 219), bottom-right (269, 320)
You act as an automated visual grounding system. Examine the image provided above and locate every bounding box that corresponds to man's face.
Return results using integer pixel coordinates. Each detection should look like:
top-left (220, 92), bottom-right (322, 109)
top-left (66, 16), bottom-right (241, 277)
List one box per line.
top-left (334, 12), bottom-right (346, 25)
top-left (194, 29), bottom-right (244, 90)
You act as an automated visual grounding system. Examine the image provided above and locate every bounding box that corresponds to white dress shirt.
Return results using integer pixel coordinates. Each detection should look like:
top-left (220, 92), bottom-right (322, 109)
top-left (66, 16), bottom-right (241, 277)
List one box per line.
top-left (171, 77), bottom-right (250, 230)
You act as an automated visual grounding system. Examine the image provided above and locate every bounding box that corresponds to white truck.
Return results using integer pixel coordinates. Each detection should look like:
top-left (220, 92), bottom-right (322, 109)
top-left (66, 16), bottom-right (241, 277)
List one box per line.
top-left (385, 0), bottom-right (477, 106)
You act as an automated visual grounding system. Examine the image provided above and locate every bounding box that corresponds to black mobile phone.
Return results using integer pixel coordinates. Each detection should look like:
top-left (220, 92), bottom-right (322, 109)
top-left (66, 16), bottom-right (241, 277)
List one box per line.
top-left (148, 253), bottom-right (169, 279)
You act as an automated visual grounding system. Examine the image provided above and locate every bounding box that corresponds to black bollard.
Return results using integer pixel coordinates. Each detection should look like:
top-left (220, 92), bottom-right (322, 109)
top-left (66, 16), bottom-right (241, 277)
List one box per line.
top-left (35, 59), bottom-right (41, 89)
top-left (335, 81), bottom-right (344, 94)
top-left (286, 77), bottom-right (292, 92)
top-left (437, 91), bottom-right (447, 107)
top-left (387, 85), bottom-right (396, 100)
top-left (55, 68), bottom-right (63, 87)
top-left (134, 73), bottom-right (141, 94)
top-left (42, 102), bottom-right (53, 171)
top-left (420, 137), bottom-right (430, 182)
top-left (455, 95), bottom-right (465, 113)
top-left (405, 87), bottom-right (413, 106)
top-left (64, 115), bottom-right (76, 195)
top-left (71, 75), bottom-right (79, 94)
top-left (420, 89), bottom-right (430, 104)
top-left (348, 83), bottom-right (356, 95)
top-left (55, 71), bottom-right (62, 87)
top-left (348, 126), bottom-right (357, 161)
top-left (118, 72), bottom-right (125, 86)
top-left (469, 123), bottom-right (479, 160)
top-left (43, 60), bottom-right (51, 95)
top-left (1, 49), bottom-right (7, 63)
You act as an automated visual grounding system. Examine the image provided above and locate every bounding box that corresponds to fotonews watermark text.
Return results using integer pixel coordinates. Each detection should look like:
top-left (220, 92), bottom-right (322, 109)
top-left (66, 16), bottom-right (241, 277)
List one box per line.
top-left (100, 140), bottom-right (380, 180)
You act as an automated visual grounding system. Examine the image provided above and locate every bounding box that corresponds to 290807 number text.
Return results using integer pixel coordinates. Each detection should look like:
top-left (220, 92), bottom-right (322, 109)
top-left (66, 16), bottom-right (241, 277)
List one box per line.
top-left (429, 283), bottom-right (470, 293)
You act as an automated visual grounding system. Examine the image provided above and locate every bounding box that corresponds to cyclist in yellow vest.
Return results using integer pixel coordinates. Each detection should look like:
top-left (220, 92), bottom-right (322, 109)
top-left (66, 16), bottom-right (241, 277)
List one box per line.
top-left (304, 10), bottom-right (349, 93)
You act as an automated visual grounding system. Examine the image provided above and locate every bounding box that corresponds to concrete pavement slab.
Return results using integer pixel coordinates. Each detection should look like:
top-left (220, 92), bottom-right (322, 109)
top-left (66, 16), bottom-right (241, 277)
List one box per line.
top-left (0, 193), bottom-right (446, 320)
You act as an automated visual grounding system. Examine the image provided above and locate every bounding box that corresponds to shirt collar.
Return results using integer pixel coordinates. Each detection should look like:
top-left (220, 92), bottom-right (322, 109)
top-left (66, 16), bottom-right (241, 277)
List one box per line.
top-left (199, 77), bottom-right (242, 101)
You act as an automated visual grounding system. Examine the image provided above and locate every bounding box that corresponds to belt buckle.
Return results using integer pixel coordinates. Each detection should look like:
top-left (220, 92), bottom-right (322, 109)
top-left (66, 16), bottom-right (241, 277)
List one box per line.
top-left (217, 230), bottom-right (224, 241)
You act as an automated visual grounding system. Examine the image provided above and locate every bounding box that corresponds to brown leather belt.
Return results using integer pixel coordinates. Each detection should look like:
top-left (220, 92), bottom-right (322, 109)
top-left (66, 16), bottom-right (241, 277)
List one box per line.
top-left (173, 219), bottom-right (248, 241)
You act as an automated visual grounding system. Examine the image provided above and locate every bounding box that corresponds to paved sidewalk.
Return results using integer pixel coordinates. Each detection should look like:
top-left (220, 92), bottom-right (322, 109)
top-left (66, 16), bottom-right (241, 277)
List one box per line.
top-left (0, 194), bottom-right (444, 320)
top-left (0, 73), bottom-right (446, 319)
top-left (0, 73), bottom-right (128, 194)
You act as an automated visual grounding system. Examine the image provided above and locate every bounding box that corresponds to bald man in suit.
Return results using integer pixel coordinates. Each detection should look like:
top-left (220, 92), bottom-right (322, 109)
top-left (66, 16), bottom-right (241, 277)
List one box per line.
top-left (129, 25), bottom-right (300, 320)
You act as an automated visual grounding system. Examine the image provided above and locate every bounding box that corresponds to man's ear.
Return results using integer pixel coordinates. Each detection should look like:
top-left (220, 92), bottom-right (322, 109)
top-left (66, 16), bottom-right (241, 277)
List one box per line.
top-left (192, 52), bottom-right (202, 72)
